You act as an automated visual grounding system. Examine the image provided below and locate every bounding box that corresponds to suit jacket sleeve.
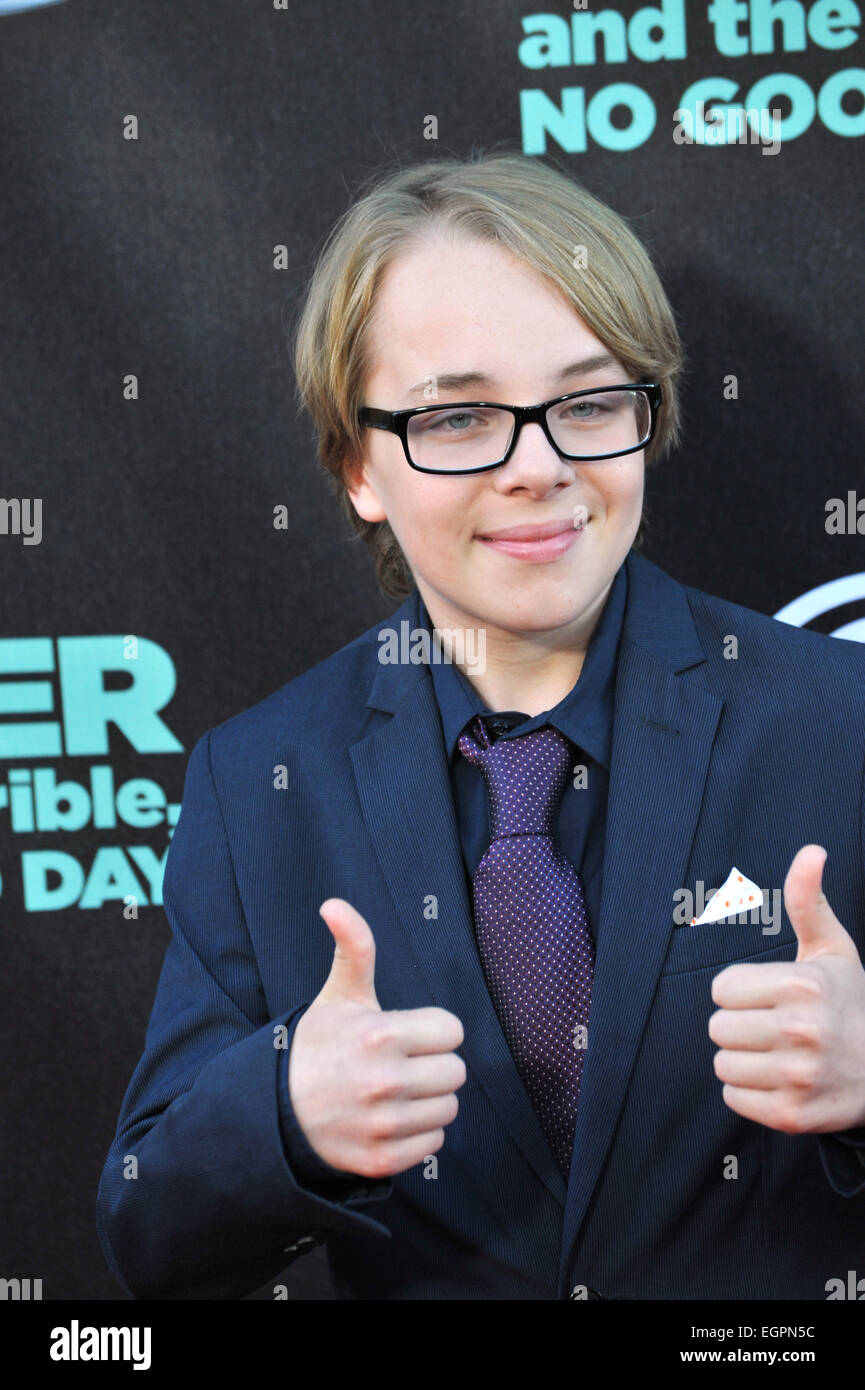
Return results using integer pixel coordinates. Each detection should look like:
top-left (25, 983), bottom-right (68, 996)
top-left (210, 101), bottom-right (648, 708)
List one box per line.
top-left (96, 730), bottom-right (392, 1301)
top-left (815, 743), bottom-right (865, 1195)
top-left (818, 1125), bottom-right (865, 1196)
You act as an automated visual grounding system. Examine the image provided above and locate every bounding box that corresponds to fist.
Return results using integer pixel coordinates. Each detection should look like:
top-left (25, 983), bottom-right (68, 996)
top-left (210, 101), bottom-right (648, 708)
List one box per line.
top-left (710, 845), bottom-right (865, 1134)
top-left (288, 898), bottom-right (467, 1179)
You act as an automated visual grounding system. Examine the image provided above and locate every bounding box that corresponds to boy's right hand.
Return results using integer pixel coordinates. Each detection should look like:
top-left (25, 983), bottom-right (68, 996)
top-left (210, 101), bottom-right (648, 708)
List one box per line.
top-left (288, 898), bottom-right (467, 1180)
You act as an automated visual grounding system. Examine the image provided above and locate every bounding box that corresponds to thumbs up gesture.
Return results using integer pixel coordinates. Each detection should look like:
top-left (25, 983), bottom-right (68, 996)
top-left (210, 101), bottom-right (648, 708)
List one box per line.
top-left (709, 845), bottom-right (865, 1134)
top-left (288, 899), bottom-right (467, 1178)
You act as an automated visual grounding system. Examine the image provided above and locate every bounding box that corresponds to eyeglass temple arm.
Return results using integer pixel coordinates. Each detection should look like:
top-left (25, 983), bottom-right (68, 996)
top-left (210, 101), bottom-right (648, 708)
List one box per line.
top-left (358, 407), bottom-right (394, 428)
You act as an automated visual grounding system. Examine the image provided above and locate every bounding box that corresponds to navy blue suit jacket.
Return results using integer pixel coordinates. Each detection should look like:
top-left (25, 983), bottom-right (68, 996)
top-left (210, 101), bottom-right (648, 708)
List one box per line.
top-left (97, 549), bottom-right (865, 1300)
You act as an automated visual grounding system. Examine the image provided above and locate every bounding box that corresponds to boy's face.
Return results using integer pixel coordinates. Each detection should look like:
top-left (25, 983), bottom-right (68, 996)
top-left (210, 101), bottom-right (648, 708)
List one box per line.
top-left (347, 234), bottom-right (646, 647)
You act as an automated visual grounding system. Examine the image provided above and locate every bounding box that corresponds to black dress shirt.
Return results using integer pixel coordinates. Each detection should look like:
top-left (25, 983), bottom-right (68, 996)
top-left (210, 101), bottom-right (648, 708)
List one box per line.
top-left (422, 559), bottom-right (628, 933)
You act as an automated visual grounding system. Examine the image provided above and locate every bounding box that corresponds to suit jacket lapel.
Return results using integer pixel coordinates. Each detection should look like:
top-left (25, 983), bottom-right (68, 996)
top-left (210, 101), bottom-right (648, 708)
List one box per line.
top-left (557, 550), bottom-right (724, 1292)
top-left (350, 610), bottom-right (568, 1205)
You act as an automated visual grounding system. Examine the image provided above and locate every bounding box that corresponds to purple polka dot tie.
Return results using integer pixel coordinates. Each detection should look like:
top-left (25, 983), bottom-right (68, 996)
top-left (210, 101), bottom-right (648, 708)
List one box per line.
top-left (457, 716), bottom-right (594, 1177)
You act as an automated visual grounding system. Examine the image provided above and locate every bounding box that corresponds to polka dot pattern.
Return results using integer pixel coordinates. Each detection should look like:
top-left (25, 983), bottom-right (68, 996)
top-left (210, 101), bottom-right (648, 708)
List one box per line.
top-left (458, 715), bottom-right (595, 1179)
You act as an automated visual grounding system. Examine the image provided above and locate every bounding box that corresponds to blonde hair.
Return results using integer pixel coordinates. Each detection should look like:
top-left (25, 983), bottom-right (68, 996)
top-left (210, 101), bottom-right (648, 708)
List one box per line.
top-left (291, 148), bottom-right (685, 601)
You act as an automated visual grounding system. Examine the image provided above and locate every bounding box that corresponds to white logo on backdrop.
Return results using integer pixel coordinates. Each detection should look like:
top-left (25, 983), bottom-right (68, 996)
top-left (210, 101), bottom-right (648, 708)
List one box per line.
top-left (774, 574), bottom-right (865, 643)
top-left (0, 1), bottom-right (68, 13)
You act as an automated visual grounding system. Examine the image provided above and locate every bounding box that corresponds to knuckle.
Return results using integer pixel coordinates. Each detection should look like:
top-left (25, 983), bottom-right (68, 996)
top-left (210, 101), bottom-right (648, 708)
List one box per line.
top-left (781, 1013), bottom-right (821, 1047)
top-left (785, 1058), bottom-right (818, 1091)
top-left (361, 1021), bottom-right (397, 1053)
top-left (358, 1068), bottom-right (401, 1105)
top-left (777, 1104), bottom-right (808, 1135)
top-left (353, 940), bottom-right (375, 968)
top-left (365, 1108), bottom-right (397, 1143)
top-left (786, 970), bottom-right (823, 1003)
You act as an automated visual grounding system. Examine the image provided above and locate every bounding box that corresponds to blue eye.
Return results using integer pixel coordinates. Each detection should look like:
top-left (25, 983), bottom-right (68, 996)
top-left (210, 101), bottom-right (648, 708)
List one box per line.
top-left (417, 409), bottom-right (491, 434)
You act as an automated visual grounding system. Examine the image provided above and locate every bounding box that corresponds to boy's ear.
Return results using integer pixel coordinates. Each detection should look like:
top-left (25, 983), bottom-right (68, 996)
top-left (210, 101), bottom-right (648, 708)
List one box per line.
top-left (343, 449), bottom-right (388, 524)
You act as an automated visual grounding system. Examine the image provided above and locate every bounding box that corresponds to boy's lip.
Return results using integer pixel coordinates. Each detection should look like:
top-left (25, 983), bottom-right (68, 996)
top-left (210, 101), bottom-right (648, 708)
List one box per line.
top-left (475, 518), bottom-right (583, 541)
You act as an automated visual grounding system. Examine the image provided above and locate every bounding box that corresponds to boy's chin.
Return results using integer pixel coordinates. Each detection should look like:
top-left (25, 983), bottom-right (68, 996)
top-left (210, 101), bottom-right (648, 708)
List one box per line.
top-left (478, 593), bottom-right (597, 634)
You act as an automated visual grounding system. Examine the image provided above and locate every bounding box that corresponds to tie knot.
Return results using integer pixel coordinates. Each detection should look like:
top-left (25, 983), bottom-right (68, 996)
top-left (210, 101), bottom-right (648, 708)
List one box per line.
top-left (457, 716), bottom-right (574, 839)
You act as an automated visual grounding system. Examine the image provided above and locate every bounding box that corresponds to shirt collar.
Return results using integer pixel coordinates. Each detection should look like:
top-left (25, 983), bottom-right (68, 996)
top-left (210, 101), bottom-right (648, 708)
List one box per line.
top-left (417, 558), bottom-right (628, 771)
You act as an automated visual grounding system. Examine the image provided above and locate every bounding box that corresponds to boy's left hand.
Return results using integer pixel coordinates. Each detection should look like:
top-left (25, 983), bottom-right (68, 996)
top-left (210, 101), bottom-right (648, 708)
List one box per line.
top-left (709, 844), bottom-right (865, 1133)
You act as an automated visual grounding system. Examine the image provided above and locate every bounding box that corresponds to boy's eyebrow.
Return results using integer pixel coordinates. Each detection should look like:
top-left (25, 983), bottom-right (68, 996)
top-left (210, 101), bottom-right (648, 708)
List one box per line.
top-left (402, 353), bottom-right (622, 401)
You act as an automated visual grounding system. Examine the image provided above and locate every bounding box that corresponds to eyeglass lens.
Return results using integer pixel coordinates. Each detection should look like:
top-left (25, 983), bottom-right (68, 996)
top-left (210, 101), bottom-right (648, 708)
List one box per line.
top-left (406, 388), bottom-right (651, 470)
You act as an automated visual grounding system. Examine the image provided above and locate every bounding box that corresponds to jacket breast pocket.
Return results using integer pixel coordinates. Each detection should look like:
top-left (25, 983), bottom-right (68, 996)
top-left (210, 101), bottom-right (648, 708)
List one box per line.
top-left (660, 919), bottom-right (797, 976)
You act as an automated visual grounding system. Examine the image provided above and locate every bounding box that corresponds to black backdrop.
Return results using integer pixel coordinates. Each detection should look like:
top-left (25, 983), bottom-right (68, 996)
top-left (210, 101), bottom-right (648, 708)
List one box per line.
top-left (1, 0), bottom-right (863, 1300)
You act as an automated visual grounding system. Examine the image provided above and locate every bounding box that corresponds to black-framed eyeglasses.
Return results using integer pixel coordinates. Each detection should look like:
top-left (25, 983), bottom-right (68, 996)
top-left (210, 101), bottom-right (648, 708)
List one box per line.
top-left (357, 382), bottom-right (661, 475)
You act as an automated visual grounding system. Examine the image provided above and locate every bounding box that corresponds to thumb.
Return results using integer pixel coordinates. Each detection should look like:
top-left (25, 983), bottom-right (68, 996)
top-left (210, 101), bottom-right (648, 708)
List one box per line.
top-left (314, 898), bottom-right (381, 1009)
top-left (785, 844), bottom-right (858, 963)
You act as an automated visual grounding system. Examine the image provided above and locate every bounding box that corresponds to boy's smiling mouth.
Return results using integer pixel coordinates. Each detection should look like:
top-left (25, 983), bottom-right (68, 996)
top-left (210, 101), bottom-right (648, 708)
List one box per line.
top-left (475, 516), bottom-right (589, 561)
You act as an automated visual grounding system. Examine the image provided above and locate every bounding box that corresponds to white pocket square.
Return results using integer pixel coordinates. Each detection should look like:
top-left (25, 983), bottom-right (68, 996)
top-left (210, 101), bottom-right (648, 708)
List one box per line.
top-left (690, 866), bottom-right (764, 925)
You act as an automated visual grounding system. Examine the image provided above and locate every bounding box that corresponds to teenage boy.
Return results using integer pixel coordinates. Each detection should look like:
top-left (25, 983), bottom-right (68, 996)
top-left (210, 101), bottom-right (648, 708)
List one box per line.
top-left (97, 154), bottom-right (865, 1301)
